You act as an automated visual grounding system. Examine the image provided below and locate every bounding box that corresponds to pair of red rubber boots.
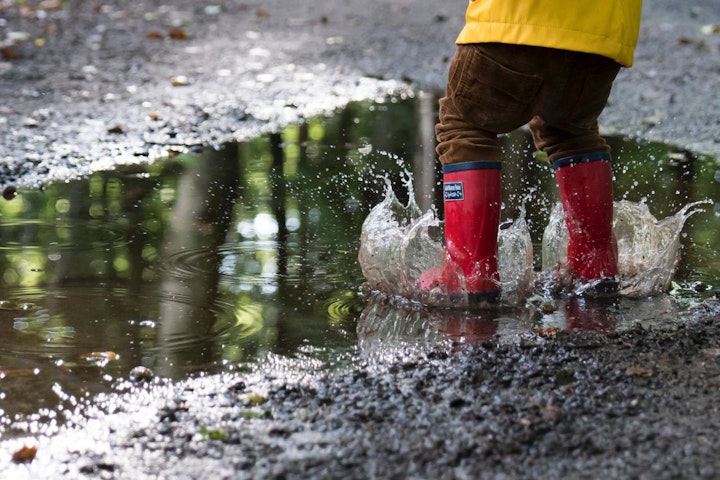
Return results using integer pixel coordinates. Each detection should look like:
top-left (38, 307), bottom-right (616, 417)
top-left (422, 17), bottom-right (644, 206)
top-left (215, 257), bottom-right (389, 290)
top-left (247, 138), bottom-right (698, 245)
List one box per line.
top-left (418, 152), bottom-right (619, 302)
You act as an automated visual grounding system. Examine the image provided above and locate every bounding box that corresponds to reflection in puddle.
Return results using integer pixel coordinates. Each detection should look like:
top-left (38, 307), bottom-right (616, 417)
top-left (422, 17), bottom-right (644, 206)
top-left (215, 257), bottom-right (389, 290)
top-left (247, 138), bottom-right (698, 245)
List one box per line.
top-left (0, 96), bottom-right (718, 437)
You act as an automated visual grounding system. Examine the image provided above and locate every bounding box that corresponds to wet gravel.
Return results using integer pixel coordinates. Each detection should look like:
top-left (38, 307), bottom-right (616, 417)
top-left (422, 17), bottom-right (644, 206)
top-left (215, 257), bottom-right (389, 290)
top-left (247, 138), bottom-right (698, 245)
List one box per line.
top-left (2, 0), bottom-right (720, 478)
top-left (3, 298), bottom-right (720, 479)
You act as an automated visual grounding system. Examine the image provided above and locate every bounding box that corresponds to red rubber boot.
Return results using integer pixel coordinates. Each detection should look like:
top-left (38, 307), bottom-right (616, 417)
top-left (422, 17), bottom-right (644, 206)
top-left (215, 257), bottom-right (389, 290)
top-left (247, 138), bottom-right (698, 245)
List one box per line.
top-left (418, 161), bottom-right (502, 303)
top-left (553, 152), bottom-right (619, 289)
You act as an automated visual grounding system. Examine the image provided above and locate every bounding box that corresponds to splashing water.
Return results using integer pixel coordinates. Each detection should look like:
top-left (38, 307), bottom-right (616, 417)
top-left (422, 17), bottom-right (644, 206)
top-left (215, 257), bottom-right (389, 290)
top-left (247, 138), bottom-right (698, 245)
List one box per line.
top-left (359, 180), bottom-right (710, 306)
top-left (542, 199), bottom-right (711, 297)
top-left (358, 179), bottom-right (534, 307)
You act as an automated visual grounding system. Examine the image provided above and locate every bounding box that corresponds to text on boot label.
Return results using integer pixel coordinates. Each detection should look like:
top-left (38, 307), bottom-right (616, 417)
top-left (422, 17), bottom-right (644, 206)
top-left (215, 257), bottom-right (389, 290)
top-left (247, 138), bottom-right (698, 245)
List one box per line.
top-left (444, 182), bottom-right (464, 201)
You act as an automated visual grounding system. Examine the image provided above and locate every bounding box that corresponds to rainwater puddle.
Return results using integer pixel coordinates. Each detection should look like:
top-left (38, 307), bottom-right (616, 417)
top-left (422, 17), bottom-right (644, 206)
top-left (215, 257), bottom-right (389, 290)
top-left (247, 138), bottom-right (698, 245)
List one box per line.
top-left (0, 96), bottom-right (719, 437)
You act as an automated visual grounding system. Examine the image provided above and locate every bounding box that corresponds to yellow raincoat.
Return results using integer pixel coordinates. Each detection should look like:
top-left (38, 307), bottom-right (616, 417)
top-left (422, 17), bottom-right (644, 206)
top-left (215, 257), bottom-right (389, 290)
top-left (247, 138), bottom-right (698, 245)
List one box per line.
top-left (456, 0), bottom-right (642, 67)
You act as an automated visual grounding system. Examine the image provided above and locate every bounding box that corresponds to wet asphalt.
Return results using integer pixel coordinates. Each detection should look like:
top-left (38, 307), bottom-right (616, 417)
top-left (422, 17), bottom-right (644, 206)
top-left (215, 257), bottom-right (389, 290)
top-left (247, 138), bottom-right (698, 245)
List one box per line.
top-left (2, 0), bottom-right (720, 478)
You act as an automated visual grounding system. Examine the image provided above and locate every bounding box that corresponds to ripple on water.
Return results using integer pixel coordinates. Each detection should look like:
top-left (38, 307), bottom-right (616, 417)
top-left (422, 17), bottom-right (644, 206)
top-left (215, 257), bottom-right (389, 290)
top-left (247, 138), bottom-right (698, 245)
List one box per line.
top-left (0, 219), bottom-right (130, 251)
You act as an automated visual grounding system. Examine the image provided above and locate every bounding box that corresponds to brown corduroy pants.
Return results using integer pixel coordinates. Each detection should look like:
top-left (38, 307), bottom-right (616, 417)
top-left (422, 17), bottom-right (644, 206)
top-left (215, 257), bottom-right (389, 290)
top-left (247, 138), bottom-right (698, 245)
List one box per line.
top-left (436, 43), bottom-right (622, 164)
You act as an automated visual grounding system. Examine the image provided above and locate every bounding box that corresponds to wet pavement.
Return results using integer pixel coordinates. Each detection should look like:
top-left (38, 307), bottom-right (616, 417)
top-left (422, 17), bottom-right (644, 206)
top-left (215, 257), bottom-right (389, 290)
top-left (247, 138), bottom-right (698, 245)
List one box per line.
top-left (1, 1), bottom-right (720, 191)
top-left (1, 0), bottom-right (720, 478)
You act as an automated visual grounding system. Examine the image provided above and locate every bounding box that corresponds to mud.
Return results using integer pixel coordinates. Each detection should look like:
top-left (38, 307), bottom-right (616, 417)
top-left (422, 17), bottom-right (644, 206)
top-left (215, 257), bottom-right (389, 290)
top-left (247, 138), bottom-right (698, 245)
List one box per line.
top-left (2, 0), bottom-right (720, 478)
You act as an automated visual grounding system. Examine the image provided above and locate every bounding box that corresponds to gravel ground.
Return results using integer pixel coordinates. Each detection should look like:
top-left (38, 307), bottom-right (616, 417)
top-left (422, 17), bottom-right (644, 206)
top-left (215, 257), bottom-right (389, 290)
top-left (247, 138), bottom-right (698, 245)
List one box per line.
top-left (1, 0), bottom-right (720, 478)
top-left (1, 0), bottom-right (719, 191)
top-left (3, 298), bottom-right (720, 479)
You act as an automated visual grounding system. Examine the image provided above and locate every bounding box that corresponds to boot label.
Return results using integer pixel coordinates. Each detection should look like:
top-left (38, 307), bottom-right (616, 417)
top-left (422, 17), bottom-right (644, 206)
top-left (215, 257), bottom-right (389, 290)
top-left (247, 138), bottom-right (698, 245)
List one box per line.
top-left (444, 182), bottom-right (464, 201)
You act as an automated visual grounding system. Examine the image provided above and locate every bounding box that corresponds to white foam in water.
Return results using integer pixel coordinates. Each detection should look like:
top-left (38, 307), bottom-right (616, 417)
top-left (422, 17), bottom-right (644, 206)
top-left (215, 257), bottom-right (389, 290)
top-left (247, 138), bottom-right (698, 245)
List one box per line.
top-left (358, 180), bottom-right (534, 307)
top-left (359, 180), bottom-right (709, 305)
top-left (542, 199), bottom-right (711, 297)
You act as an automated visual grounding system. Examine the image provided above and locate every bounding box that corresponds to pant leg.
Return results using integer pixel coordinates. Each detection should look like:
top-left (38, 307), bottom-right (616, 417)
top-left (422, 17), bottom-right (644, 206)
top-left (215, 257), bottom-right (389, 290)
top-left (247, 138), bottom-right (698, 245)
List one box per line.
top-left (436, 44), bottom-right (622, 165)
top-left (529, 52), bottom-right (622, 161)
top-left (435, 44), bottom-right (543, 165)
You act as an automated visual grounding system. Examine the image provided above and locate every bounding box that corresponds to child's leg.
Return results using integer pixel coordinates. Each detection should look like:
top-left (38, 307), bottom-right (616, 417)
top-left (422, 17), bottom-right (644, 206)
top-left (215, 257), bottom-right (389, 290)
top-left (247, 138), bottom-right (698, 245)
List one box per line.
top-left (529, 53), bottom-right (622, 284)
top-left (425, 44), bottom-right (542, 300)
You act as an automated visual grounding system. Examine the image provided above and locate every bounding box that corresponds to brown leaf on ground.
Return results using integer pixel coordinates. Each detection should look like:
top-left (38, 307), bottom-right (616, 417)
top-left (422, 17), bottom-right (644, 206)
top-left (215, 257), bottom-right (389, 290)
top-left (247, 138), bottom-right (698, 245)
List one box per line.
top-left (532, 327), bottom-right (560, 337)
top-left (145, 31), bottom-right (165, 40)
top-left (626, 365), bottom-right (654, 377)
top-left (11, 445), bottom-right (37, 464)
top-left (168, 28), bottom-right (189, 40)
top-left (1, 47), bottom-right (19, 61)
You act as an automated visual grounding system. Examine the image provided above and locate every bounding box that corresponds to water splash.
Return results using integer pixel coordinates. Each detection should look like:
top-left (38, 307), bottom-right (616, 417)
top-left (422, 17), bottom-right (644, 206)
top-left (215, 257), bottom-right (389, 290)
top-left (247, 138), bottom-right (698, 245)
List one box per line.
top-left (359, 179), bottom-right (710, 305)
top-left (358, 180), bottom-right (534, 307)
top-left (542, 199), bottom-right (711, 297)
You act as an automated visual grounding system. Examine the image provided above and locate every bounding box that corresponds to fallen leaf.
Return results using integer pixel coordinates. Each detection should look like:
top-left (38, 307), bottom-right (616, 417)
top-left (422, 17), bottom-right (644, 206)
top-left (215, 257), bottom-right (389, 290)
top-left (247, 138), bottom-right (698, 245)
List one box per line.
top-left (80, 351), bottom-right (120, 366)
top-left (168, 28), bottom-right (189, 40)
top-left (0, 368), bottom-right (38, 379)
top-left (145, 31), bottom-right (164, 40)
top-left (255, 9), bottom-right (270, 18)
top-left (11, 445), bottom-right (37, 464)
top-left (38, 0), bottom-right (62, 10)
top-left (1, 46), bottom-right (20, 60)
top-left (625, 365), bottom-right (654, 377)
top-left (107, 124), bottom-right (125, 134)
top-left (532, 327), bottom-right (560, 337)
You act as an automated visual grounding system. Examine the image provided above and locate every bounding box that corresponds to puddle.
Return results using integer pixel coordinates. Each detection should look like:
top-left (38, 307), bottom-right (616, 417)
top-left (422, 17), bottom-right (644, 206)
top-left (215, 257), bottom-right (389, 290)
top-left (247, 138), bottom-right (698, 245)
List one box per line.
top-left (1, 96), bottom-right (719, 437)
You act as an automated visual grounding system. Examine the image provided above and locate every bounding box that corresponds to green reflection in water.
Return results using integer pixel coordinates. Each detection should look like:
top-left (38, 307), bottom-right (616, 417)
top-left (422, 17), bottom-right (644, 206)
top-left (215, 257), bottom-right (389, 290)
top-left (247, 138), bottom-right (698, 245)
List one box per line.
top-left (0, 96), bottom-right (717, 436)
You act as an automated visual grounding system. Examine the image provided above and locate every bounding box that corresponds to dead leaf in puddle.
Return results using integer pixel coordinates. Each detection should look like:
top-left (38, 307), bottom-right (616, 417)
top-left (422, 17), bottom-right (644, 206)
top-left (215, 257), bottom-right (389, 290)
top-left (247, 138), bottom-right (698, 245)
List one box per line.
top-left (80, 351), bottom-right (120, 365)
top-left (625, 365), bottom-right (654, 377)
top-left (532, 327), bottom-right (560, 337)
top-left (11, 444), bottom-right (37, 464)
top-left (0, 368), bottom-right (38, 379)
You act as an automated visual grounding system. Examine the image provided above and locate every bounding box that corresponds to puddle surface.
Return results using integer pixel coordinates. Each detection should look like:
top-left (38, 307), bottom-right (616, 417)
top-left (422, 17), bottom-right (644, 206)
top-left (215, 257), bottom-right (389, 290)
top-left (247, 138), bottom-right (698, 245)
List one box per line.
top-left (1, 96), bottom-right (719, 437)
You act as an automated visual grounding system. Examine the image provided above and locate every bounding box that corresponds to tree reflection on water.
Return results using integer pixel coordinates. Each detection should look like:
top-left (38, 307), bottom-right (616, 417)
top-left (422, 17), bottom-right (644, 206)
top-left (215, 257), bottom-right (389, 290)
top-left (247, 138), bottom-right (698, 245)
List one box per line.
top-left (0, 96), bottom-right (717, 435)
